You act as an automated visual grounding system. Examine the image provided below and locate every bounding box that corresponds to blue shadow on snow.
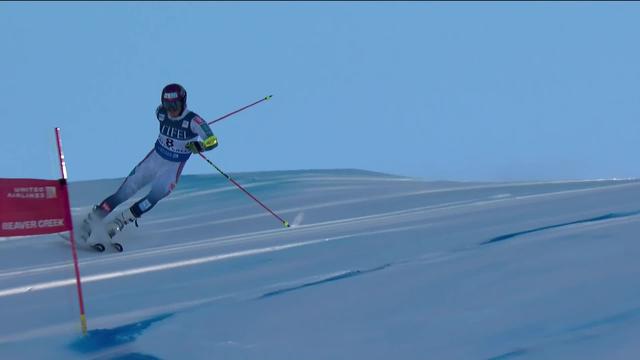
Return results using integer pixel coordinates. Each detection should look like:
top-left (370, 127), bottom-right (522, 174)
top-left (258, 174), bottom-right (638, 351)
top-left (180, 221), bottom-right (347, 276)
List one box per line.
top-left (69, 313), bottom-right (173, 354)
top-left (486, 348), bottom-right (528, 360)
top-left (109, 353), bottom-right (162, 360)
top-left (259, 264), bottom-right (391, 299)
top-left (483, 210), bottom-right (640, 245)
top-left (566, 306), bottom-right (640, 333)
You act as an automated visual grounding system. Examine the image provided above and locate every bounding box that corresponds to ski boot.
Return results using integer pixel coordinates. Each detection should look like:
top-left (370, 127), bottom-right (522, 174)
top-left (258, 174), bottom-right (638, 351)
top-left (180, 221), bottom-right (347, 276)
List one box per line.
top-left (103, 208), bottom-right (138, 252)
top-left (78, 205), bottom-right (108, 243)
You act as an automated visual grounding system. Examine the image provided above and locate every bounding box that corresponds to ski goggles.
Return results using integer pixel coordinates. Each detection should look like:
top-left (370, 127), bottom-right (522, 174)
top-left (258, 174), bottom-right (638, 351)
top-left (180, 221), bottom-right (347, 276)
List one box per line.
top-left (162, 101), bottom-right (181, 112)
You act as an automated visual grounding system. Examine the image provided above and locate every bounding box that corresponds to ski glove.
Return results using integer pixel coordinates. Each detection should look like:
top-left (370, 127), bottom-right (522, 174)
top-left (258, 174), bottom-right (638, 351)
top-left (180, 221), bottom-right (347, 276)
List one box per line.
top-left (186, 141), bottom-right (205, 153)
top-left (186, 135), bottom-right (218, 154)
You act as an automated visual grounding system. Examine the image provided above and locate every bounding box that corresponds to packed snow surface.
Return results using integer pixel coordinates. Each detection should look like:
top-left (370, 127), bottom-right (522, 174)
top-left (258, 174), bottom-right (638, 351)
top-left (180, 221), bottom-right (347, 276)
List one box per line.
top-left (1, 169), bottom-right (639, 359)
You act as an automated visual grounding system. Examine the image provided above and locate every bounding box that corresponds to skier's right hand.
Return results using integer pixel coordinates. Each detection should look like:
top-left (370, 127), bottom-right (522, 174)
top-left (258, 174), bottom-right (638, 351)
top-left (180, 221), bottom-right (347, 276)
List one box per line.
top-left (186, 141), bottom-right (205, 154)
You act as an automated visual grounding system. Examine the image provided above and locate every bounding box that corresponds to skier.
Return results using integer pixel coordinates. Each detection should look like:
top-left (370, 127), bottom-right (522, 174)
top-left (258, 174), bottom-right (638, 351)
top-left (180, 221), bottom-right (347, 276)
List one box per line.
top-left (80, 83), bottom-right (218, 242)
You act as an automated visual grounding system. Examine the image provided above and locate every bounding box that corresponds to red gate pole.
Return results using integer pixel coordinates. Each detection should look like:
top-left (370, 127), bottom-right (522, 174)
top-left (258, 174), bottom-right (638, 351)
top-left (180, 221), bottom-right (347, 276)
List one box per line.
top-left (54, 127), bottom-right (88, 336)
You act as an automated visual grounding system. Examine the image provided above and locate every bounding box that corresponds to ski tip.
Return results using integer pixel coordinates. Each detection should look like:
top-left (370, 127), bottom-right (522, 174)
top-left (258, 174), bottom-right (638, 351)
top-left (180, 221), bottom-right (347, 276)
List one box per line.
top-left (92, 243), bottom-right (106, 252)
top-left (265, 95), bottom-right (273, 100)
top-left (283, 221), bottom-right (290, 228)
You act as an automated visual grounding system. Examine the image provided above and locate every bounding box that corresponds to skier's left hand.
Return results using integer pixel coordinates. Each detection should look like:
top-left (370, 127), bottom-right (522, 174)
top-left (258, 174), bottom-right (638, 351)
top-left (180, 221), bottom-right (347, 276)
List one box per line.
top-left (186, 141), bottom-right (205, 154)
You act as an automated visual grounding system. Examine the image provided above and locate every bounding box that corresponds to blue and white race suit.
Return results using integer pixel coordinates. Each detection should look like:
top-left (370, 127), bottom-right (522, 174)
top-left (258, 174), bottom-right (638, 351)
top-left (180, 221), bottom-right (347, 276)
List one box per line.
top-left (98, 106), bottom-right (217, 218)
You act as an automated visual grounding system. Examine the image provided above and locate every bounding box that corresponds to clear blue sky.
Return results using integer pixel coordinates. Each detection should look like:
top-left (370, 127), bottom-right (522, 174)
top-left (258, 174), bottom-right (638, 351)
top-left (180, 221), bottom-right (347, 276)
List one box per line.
top-left (2, 2), bottom-right (639, 182)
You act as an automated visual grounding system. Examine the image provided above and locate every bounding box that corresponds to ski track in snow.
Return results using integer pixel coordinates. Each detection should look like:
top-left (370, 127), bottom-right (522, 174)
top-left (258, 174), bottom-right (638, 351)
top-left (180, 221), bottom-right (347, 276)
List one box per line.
top-left (2, 182), bottom-right (635, 286)
top-left (0, 193), bottom-right (488, 281)
top-left (2, 179), bottom-right (639, 299)
top-left (0, 223), bottom-right (432, 298)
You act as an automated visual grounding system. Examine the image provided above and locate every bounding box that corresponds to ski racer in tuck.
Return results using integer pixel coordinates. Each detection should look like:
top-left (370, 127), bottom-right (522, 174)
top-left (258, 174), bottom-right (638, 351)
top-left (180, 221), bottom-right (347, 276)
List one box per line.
top-left (79, 83), bottom-right (218, 241)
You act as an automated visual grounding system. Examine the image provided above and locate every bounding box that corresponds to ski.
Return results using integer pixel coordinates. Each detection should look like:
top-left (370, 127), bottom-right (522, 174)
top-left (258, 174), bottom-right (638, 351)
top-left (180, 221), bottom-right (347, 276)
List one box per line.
top-left (91, 243), bottom-right (106, 252)
top-left (89, 242), bottom-right (123, 252)
top-left (58, 233), bottom-right (123, 252)
top-left (112, 242), bottom-right (124, 252)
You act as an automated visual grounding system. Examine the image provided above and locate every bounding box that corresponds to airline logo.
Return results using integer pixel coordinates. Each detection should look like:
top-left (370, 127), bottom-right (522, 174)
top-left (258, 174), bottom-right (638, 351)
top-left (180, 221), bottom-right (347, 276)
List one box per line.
top-left (6, 186), bottom-right (57, 199)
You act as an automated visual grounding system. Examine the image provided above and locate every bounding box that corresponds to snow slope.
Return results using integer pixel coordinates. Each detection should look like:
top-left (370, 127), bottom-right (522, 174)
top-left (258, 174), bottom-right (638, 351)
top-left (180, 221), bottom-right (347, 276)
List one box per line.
top-left (1, 169), bottom-right (639, 359)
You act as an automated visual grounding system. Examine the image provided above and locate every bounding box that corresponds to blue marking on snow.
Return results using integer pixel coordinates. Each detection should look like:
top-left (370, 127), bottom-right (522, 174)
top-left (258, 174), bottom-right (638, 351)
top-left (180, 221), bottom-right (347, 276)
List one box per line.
top-left (110, 353), bottom-right (162, 360)
top-left (259, 264), bottom-right (391, 299)
top-left (487, 348), bottom-right (528, 360)
top-left (484, 210), bottom-right (640, 245)
top-left (566, 307), bottom-right (640, 333)
top-left (69, 313), bottom-right (173, 354)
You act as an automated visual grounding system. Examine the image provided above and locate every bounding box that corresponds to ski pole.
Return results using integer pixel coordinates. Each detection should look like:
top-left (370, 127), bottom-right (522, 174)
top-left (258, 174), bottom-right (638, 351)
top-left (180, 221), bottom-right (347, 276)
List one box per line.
top-left (208, 95), bottom-right (273, 125)
top-left (198, 153), bottom-right (290, 228)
